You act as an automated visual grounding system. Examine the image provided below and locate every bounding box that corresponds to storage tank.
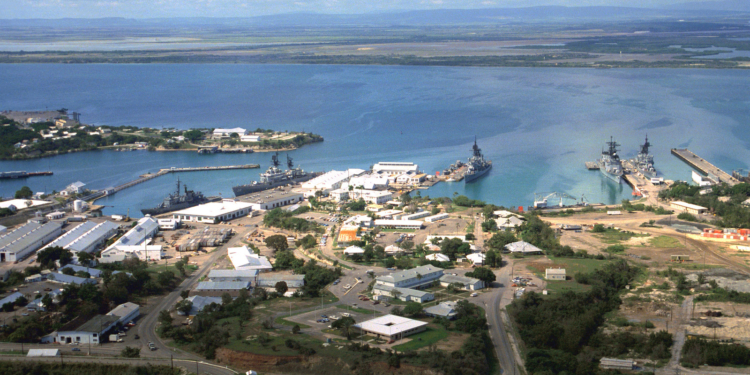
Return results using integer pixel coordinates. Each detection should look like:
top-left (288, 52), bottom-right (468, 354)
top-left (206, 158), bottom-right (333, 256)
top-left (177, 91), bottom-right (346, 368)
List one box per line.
top-left (73, 199), bottom-right (86, 212)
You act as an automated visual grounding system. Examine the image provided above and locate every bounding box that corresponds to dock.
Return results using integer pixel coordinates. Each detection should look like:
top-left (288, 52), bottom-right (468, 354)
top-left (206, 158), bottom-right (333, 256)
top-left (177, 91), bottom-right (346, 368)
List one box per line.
top-left (671, 149), bottom-right (740, 186)
top-left (0, 171), bottom-right (53, 179)
top-left (585, 162), bottom-right (599, 170)
top-left (85, 164), bottom-right (259, 203)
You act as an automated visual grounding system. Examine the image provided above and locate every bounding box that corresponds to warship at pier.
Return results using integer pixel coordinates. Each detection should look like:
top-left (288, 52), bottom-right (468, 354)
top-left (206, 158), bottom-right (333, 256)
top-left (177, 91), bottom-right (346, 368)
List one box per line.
top-left (464, 138), bottom-right (492, 183)
top-left (232, 153), bottom-right (323, 197)
top-left (141, 179), bottom-right (213, 216)
top-left (633, 135), bottom-right (657, 178)
top-left (598, 137), bottom-right (624, 184)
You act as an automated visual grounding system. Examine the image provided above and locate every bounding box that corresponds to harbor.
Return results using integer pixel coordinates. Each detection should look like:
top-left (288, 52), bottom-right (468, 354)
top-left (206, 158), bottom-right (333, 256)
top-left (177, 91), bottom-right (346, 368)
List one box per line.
top-left (671, 148), bottom-right (741, 187)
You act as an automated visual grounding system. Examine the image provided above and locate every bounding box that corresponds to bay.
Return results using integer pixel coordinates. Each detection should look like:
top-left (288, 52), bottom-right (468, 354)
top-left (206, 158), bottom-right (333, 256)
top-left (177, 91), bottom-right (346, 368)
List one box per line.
top-left (1, 65), bottom-right (749, 217)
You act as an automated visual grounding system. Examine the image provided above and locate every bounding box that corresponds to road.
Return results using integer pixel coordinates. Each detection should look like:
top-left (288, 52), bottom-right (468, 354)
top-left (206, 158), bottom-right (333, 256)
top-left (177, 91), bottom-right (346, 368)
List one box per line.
top-left (0, 354), bottom-right (237, 375)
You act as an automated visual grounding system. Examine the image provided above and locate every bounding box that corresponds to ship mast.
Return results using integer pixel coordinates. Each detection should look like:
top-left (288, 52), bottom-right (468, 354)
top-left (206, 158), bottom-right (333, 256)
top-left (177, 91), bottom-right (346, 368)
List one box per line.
top-left (640, 135), bottom-right (651, 155)
top-left (271, 152), bottom-right (280, 168)
top-left (472, 136), bottom-right (482, 158)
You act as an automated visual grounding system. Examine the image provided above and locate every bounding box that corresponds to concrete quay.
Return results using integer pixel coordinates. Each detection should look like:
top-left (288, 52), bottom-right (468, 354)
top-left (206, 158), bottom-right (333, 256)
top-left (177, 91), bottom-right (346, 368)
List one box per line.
top-left (671, 149), bottom-right (740, 186)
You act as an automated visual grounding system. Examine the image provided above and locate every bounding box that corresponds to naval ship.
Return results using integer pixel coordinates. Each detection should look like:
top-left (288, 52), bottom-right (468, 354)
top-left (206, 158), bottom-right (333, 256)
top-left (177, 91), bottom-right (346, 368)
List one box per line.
top-left (464, 138), bottom-right (492, 183)
top-left (634, 135), bottom-right (657, 178)
top-left (598, 137), bottom-right (624, 184)
top-left (232, 153), bottom-right (323, 197)
top-left (141, 179), bottom-right (214, 216)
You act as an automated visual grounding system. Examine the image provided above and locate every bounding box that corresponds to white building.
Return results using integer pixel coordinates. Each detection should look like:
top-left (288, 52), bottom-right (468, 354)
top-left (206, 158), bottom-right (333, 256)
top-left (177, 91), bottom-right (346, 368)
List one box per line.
top-left (439, 274), bottom-right (484, 290)
top-left (372, 162), bottom-right (420, 175)
top-left (301, 169), bottom-right (365, 191)
top-left (245, 190), bottom-right (304, 211)
top-left (42, 220), bottom-right (119, 254)
top-left (375, 210), bottom-right (403, 219)
top-left (348, 189), bottom-right (393, 205)
top-left (343, 215), bottom-right (373, 227)
top-left (425, 253), bottom-right (450, 262)
top-left (107, 302), bottom-right (140, 325)
top-left (51, 315), bottom-right (120, 345)
top-left (257, 274), bottom-right (305, 289)
top-left (375, 265), bottom-right (444, 289)
top-left (172, 200), bottom-right (253, 223)
top-left (212, 127), bottom-right (247, 139)
top-left (354, 314), bottom-right (427, 341)
top-left (66, 181), bottom-right (86, 194)
top-left (99, 245), bottom-right (163, 263)
top-left (504, 241), bottom-right (544, 255)
top-left (0, 199), bottom-right (51, 212)
top-left (545, 268), bottom-right (566, 281)
top-left (27, 349), bottom-right (60, 357)
top-left (108, 217), bottom-right (158, 248)
top-left (425, 213), bottom-right (449, 223)
top-left (348, 174), bottom-right (390, 190)
top-left (45, 211), bottom-right (65, 220)
top-left (0, 221), bottom-right (63, 263)
top-left (157, 218), bottom-right (181, 230)
top-left (372, 284), bottom-right (434, 303)
top-left (401, 211), bottom-right (430, 221)
top-left (343, 246), bottom-right (365, 256)
top-left (497, 216), bottom-right (524, 230)
top-left (208, 269), bottom-right (259, 283)
top-left (240, 134), bottom-right (260, 142)
top-left (227, 246), bottom-right (273, 272)
top-left (384, 245), bottom-right (403, 256)
top-left (374, 220), bottom-right (423, 229)
top-left (466, 252), bottom-right (485, 265)
top-left (424, 301), bottom-right (458, 319)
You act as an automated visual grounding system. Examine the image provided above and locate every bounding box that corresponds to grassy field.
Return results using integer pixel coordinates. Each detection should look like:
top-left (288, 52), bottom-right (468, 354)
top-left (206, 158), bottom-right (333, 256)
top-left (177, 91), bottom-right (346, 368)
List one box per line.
top-left (392, 326), bottom-right (449, 351)
top-left (527, 257), bottom-right (613, 294)
top-left (648, 236), bottom-right (684, 248)
top-left (595, 228), bottom-right (650, 244)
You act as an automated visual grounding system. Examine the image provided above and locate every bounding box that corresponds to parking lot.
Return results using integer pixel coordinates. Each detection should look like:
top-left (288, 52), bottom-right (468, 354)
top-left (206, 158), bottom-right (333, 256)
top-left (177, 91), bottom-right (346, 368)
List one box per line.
top-left (284, 305), bottom-right (383, 330)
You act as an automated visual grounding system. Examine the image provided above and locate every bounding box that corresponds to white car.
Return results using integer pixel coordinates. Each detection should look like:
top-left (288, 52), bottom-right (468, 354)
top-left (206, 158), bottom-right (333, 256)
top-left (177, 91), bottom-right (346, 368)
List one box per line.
top-left (343, 284), bottom-right (351, 289)
top-left (471, 293), bottom-right (478, 297)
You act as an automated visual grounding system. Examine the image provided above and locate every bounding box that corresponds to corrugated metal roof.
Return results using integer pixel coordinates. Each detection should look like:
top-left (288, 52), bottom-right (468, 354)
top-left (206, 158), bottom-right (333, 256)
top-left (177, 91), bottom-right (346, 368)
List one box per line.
top-left (505, 241), bottom-right (544, 254)
top-left (44, 221), bottom-right (98, 249)
top-left (0, 221), bottom-right (62, 256)
top-left (76, 314), bottom-right (119, 333)
top-left (196, 281), bottom-right (250, 290)
top-left (373, 284), bottom-right (432, 298)
top-left (47, 272), bottom-right (97, 285)
top-left (184, 295), bottom-right (224, 315)
top-left (208, 269), bottom-right (258, 278)
top-left (59, 264), bottom-right (102, 277)
top-left (0, 292), bottom-right (24, 306)
top-left (257, 275), bottom-right (305, 288)
top-left (439, 274), bottom-right (480, 285)
top-left (107, 302), bottom-right (139, 319)
top-left (377, 265), bottom-right (443, 284)
top-left (424, 301), bottom-right (457, 317)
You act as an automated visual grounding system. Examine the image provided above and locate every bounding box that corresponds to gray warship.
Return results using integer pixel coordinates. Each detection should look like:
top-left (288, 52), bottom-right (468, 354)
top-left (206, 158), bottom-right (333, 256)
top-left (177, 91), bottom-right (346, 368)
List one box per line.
top-left (634, 135), bottom-right (657, 178)
top-left (598, 137), bottom-right (624, 184)
top-left (464, 138), bottom-right (492, 183)
top-left (141, 179), bottom-right (214, 216)
top-left (232, 153), bottom-right (322, 197)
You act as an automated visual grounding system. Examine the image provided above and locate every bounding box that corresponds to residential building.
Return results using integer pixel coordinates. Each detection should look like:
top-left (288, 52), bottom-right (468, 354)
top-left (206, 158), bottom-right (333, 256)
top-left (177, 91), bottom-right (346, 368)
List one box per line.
top-left (354, 314), bottom-right (427, 341)
top-left (439, 274), bottom-right (484, 290)
top-left (46, 272), bottom-right (98, 286)
top-left (497, 216), bottom-right (524, 230)
top-left (179, 295), bottom-right (223, 316)
top-left (172, 200), bottom-right (253, 223)
top-left (545, 268), bottom-right (566, 281)
top-left (107, 302), bottom-right (140, 325)
top-left (26, 289), bottom-right (63, 312)
top-left (424, 301), bottom-right (458, 319)
top-left (375, 265), bottom-right (444, 289)
top-left (59, 264), bottom-right (102, 278)
top-left (466, 253), bottom-right (485, 266)
top-left (425, 253), bottom-right (450, 262)
top-left (384, 245), bottom-right (403, 256)
top-left (504, 241), bottom-right (545, 255)
top-left (0, 221), bottom-right (63, 263)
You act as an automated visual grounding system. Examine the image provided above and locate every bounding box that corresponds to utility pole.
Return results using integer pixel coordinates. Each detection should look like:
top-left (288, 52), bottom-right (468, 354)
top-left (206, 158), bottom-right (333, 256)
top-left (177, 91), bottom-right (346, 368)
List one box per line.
top-left (171, 354), bottom-right (173, 370)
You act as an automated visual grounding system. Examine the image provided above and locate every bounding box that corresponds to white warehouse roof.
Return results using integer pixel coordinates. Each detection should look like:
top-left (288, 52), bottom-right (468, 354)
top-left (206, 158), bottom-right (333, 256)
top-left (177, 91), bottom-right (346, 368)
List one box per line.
top-left (301, 169), bottom-right (365, 190)
top-left (354, 314), bottom-right (427, 337)
top-left (173, 200), bottom-right (253, 219)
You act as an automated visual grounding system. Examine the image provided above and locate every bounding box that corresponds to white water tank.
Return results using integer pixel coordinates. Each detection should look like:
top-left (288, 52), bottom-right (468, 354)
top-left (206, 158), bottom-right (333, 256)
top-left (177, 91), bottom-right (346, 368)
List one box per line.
top-left (73, 199), bottom-right (87, 212)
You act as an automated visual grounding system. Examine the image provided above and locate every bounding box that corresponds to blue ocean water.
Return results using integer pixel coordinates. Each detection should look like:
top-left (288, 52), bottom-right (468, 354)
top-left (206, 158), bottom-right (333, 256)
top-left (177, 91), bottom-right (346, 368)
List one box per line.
top-left (1, 65), bottom-right (749, 217)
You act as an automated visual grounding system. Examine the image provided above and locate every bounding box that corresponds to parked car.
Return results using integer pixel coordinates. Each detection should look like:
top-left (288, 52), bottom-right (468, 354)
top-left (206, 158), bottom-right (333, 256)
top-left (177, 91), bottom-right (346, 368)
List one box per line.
top-left (72, 348), bottom-right (81, 352)
top-left (372, 301), bottom-right (380, 305)
top-left (471, 293), bottom-right (478, 297)
top-left (134, 334), bottom-right (140, 339)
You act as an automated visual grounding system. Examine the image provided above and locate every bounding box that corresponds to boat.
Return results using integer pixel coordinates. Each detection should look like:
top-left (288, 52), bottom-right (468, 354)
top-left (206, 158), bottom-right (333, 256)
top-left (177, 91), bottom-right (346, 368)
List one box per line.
top-left (141, 178), bottom-right (214, 216)
top-left (598, 137), bottom-right (623, 184)
top-left (634, 135), bottom-right (657, 178)
top-left (232, 153), bottom-right (323, 197)
top-left (464, 138), bottom-right (492, 183)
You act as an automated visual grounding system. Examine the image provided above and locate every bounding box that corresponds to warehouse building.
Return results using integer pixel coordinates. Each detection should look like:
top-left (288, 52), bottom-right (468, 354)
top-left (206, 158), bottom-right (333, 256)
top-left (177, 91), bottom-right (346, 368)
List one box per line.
top-left (348, 189), bottom-right (393, 205)
top-left (99, 245), bottom-right (163, 263)
top-left (425, 213), bottom-right (449, 223)
top-left (257, 274), bottom-right (305, 289)
top-left (372, 284), bottom-right (434, 303)
top-left (107, 302), bottom-right (140, 325)
top-left (194, 281), bottom-right (251, 297)
top-left (439, 274), bottom-right (484, 290)
top-left (59, 264), bottom-right (102, 278)
top-left (669, 201), bottom-right (707, 215)
top-left (301, 169), bottom-right (365, 191)
top-left (208, 269), bottom-right (259, 283)
top-left (0, 292), bottom-right (24, 308)
top-left (347, 174), bottom-right (389, 190)
top-left (49, 315), bottom-right (120, 345)
top-left (108, 217), bottom-right (158, 249)
top-left (545, 268), bottom-right (566, 281)
top-left (372, 162), bottom-right (420, 175)
top-left (179, 295), bottom-right (223, 316)
top-left (401, 211), bottom-right (430, 221)
top-left (375, 265), bottom-right (443, 290)
top-left (354, 314), bottom-right (427, 341)
top-left (227, 246), bottom-right (272, 272)
top-left (374, 220), bottom-right (423, 229)
top-left (244, 190), bottom-right (304, 211)
top-left (0, 221), bottom-right (63, 263)
top-left (42, 220), bottom-right (119, 254)
top-left (47, 272), bottom-right (98, 286)
top-left (212, 127), bottom-right (247, 138)
top-left (424, 301), bottom-right (458, 319)
top-left (173, 200), bottom-right (253, 223)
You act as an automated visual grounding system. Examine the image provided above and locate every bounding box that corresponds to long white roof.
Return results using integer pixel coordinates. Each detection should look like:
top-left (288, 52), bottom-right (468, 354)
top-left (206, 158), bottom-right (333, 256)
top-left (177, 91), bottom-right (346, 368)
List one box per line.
top-left (354, 314), bottom-right (427, 336)
top-left (112, 217), bottom-right (158, 247)
top-left (505, 241), bottom-right (544, 253)
top-left (228, 246), bottom-right (272, 271)
top-left (173, 200), bottom-right (253, 218)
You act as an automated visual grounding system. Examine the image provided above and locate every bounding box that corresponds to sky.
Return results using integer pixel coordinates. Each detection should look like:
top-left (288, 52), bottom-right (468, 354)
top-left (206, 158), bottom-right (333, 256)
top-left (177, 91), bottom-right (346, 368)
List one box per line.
top-left (0, 0), bottom-right (733, 19)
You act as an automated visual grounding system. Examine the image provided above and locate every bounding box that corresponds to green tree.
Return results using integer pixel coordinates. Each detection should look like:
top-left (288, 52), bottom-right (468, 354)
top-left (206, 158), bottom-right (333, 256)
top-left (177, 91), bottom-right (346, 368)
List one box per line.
top-left (180, 290), bottom-right (190, 300)
top-left (61, 267), bottom-right (76, 276)
top-left (183, 129), bottom-right (203, 142)
top-left (274, 250), bottom-right (304, 270)
top-left (76, 251), bottom-right (95, 267)
top-left (331, 316), bottom-right (356, 339)
top-left (481, 219), bottom-right (498, 232)
top-left (400, 240), bottom-right (414, 251)
top-left (177, 300), bottom-right (193, 316)
top-left (592, 223), bottom-right (606, 233)
top-left (292, 324), bottom-right (301, 334)
top-left (265, 235), bottom-right (289, 252)
top-left (466, 267), bottom-right (496, 285)
top-left (121, 346), bottom-right (140, 358)
top-left (275, 281), bottom-right (289, 295)
top-left (14, 186), bottom-right (32, 199)
top-left (402, 302), bottom-right (423, 317)
top-left (485, 250), bottom-right (502, 268)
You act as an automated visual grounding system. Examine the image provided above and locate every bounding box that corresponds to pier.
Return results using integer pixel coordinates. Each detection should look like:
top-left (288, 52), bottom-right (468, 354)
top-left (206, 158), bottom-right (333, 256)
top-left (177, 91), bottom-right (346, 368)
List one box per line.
top-left (671, 149), bottom-right (740, 186)
top-left (86, 164), bottom-right (259, 202)
top-left (0, 171), bottom-right (53, 179)
top-left (584, 162), bottom-right (599, 170)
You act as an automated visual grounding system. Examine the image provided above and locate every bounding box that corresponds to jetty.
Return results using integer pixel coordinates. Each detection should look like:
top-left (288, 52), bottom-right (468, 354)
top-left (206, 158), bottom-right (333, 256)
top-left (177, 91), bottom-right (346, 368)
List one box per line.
top-left (85, 164), bottom-right (259, 202)
top-left (0, 171), bottom-right (53, 180)
top-left (671, 149), bottom-right (740, 186)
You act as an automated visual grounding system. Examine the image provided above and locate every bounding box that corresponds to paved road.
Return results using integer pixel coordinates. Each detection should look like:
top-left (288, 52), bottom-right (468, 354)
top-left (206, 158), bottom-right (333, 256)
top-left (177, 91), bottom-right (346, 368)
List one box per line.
top-left (480, 262), bottom-right (520, 375)
top-left (0, 354), bottom-right (237, 375)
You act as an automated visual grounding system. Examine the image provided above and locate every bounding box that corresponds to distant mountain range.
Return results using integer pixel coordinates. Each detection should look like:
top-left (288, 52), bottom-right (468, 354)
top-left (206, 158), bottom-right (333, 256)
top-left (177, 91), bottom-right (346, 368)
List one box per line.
top-left (2, 5), bottom-right (749, 28)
